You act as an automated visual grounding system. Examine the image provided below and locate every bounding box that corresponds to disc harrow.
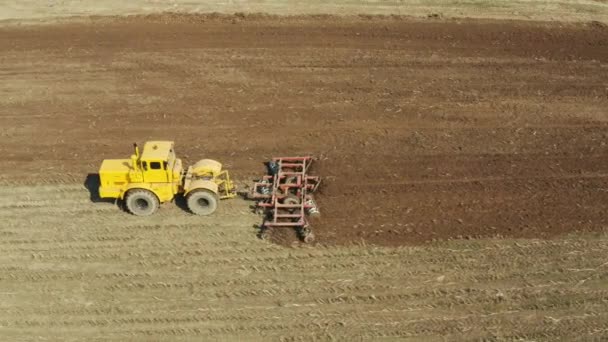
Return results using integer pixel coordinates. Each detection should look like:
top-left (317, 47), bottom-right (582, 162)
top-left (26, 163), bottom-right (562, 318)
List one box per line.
top-left (251, 156), bottom-right (321, 242)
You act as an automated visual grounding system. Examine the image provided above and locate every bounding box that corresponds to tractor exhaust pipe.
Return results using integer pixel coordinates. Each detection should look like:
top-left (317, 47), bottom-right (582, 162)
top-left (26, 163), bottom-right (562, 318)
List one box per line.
top-left (133, 143), bottom-right (140, 158)
top-left (131, 143), bottom-right (140, 171)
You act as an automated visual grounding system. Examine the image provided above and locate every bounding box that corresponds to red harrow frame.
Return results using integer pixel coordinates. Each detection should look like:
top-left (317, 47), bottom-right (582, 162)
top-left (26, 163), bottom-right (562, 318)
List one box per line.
top-left (250, 156), bottom-right (321, 242)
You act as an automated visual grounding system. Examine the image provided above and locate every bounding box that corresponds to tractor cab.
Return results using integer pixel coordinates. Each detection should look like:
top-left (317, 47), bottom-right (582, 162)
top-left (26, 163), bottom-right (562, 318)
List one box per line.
top-left (133, 141), bottom-right (182, 183)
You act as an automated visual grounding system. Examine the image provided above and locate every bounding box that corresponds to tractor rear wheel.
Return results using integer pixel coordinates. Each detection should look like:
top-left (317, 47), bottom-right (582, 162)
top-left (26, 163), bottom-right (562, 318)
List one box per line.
top-left (125, 189), bottom-right (159, 216)
top-left (186, 189), bottom-right (218, 216)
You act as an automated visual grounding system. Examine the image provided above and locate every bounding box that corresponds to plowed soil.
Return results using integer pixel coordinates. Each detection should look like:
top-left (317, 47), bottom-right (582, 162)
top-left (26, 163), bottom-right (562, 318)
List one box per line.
top-left (1, 14), bottom-right (608, 246)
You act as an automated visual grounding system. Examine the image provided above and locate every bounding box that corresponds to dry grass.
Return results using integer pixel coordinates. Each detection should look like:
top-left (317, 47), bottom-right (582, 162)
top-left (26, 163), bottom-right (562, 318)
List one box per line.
top-left (1, 184), bottom-right (607, 340)
top-left (0, 0), bottom-right (607, 25)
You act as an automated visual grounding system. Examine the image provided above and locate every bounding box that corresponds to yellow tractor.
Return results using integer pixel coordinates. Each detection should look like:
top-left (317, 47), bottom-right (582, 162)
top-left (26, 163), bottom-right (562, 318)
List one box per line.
top-left (98, 141), bottom-right (236, 216)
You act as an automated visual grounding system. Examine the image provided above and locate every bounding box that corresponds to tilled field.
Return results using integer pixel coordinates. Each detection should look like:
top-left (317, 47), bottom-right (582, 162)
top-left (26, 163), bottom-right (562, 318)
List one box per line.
top-left (1, 14), bottom-right (607, 245)
top-left (1, 14), bottom-right (608, 339)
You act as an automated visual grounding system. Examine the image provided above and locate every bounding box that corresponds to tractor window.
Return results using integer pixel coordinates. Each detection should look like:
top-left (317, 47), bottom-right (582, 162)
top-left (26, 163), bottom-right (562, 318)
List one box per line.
top-left (150, 161), bottom-right (162, 170)
top-left (141, 161), bottom-right (148, 170)
top-left (163, 161), bottom-right (168, 170)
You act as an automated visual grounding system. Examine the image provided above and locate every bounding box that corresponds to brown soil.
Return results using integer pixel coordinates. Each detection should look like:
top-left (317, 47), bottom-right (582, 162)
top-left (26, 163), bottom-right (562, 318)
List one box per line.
top-left (1, 14), bottom-right (607, 246)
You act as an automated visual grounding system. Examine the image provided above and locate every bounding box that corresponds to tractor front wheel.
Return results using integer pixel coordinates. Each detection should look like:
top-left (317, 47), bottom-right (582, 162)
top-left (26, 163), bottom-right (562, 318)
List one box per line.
top-left (125, 189), bottom-right (159, 216)
top-left (186, 189), bottom-right (218, 216)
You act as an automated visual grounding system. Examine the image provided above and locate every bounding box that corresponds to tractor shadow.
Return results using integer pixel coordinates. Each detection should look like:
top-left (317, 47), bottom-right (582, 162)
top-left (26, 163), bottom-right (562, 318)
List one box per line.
top-left (173, 194), bottom-right (190, 213)
top-left (83, 173), bottom-right (117, 204)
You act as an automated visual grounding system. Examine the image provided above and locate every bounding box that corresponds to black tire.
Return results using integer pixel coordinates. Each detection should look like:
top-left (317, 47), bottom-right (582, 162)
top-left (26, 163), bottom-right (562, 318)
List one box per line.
top-left (186, 189), bottom-right (218, 216)
top-left (125, 189), bottom-right (159, 216)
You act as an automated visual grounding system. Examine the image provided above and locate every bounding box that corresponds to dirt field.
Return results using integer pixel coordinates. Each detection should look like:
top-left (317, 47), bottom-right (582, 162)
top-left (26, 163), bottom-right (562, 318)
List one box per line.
top-left (1, 15), bottom-right (608, 245)
top-left (1, 13), bottom-right (608, 340)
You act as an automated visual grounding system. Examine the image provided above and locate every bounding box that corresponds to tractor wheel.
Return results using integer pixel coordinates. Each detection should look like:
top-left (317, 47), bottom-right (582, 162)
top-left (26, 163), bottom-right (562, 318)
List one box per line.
top-left (186, 189), bottom-right (218, 216)
top-left (125, 189), bottom-right (159, 216)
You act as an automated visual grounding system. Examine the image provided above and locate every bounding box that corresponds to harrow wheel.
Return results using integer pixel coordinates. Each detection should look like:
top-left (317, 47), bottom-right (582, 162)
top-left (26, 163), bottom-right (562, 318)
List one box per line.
top-left (303, 232), bottom-right (315, 244)
top-left (299, 227), bottom-right (315, 243)
top-left (283, 195), bottom-right (300, 204)
top-left (253, 203), bottom-right (266, 216)
top-left (285, 176), bottom-right (298, 185)
top-left (259, 227), bottom-right (271, 240)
